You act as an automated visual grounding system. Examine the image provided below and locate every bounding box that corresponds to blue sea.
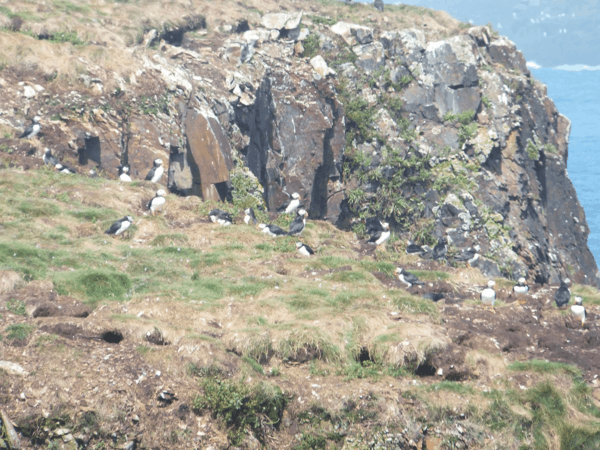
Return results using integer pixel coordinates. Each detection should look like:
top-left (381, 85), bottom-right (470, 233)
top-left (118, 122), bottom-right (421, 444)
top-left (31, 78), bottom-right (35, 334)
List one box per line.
top-left (529, 67), bottom-right (600, 266)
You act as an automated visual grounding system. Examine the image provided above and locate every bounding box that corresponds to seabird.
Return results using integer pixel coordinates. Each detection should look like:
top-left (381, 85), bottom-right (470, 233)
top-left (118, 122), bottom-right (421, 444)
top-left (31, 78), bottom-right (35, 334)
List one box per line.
top-left (105, 216), bottom-right (133, 237)
top-left (259, 223), bottom-right (287, 237)
top-left (453, 247), bottom-right (478, 262)
top-left (244, 208), bottom-right (257, 225)
top-left (432, 237), bottom-right (448, 260)
top-left (19, 116), bottom-right (41, 139)
top-left (480, 280), bottom-right (496, 310)
top-left (513, 277), bottom-right (529, 295)
top-left (208, 209), bottom-right (233, 226)
top-left (554, 278), bottom-right (571, 308)
top-left (43, 148), bottom-right (59, 166)
top-left (395, 267), bottom-right (424, 288)
top-left (279, 192), bottom-right (301, 214)
top-left (571, 296), bottom-right (587, 327)
top-left (147, 189), bottom-right (166, 215)
top-left (55, 163), bottom-right (76, 174)
top-left (145, 159), bottom-right (164, 183)
top-left (406, 241), bottom-right (424, 255)
top-left (296, 242), bottom-right (314, 256)
top-left (119, 165), bottom-right (132, 182)
top-left (366, 220), bottom-right (391, 246)
top-left (288, 209), bottom-right (307, 236)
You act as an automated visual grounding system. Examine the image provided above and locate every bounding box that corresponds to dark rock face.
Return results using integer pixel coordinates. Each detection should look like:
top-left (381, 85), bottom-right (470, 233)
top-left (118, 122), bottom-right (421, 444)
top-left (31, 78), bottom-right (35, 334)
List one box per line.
top-left (234, 71), bottom-right (345, 221)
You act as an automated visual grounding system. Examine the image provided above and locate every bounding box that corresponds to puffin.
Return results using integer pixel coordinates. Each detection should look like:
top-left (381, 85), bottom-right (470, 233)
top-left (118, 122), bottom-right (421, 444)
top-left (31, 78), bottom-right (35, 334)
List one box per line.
top-left (208, 209), bottom-right (233, 226)
top-left (55, 163), bottom-right (76, 174)
top-left (395, 267), bottom-right (424, 288)
top-left (19, 116), bottom-right (41, 139)
top-left (43, 148), bottom-right (59, 166)
top-left (145, 159), bottom-right (164, 183)
top-left (366, 220), bottom-right (390, 246)
top-left (406, 241), bottom-right (424, 255)
top-left (453, 247), bottom-right (478, 263)
top-left (105, 216), bottom-right (133, 237)
top-left (480, 280), bottom-right (496, 310)
top-left (571, 296), bottom-right (587, 328)
top-left (432, 237), bottom-right (448, 260)
top-left (554, 278), bottom-right (571, 308)
top-left (119, 165), bottom-right (132, 182)
top-left (279, 192), bottom-right (301, 214)
top-left (513, 277), bottom-right (529, 296)
top-left (147, 189), bottom-right (166, 215)
top-left (244, 208), bottom-right (257, 225)
top-left (288, 209), bottom-right (307, 236)
top-left (296, 242), bottom-right (314, 256)
top-left (259, 223), bottom-right (288, 237)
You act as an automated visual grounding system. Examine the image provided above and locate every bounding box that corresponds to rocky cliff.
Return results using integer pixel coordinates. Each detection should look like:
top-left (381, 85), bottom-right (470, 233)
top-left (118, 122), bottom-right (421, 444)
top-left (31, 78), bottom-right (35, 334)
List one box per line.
top-left (0, 0), bottom-right (596, 286)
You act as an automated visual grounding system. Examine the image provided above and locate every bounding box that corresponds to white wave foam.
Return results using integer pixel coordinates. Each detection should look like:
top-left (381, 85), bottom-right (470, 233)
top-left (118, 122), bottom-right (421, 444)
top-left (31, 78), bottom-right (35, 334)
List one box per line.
top-left (554, 64), bottom-right (600, 71)
top-left (527, 61), bottom-right (542, 69)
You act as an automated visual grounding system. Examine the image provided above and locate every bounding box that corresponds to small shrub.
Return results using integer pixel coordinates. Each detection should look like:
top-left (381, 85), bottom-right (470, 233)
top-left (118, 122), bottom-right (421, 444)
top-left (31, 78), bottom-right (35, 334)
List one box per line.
top-left (6, 298), bottom-right (26, 316)
top-left (302, 33), bottom-right (321, 58)
top-left (4, 323), bottom-right (34, 343)
top-left (193, 378), bottom-right (288, 445)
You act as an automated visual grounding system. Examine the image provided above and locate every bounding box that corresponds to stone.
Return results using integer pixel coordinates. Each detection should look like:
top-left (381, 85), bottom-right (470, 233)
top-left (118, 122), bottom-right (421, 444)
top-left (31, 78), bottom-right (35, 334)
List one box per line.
top-left (23, 85), bottom-right (36, 98)
top-left (174, 109), bottom-right (233, 200)
top-left (373, 0), bottom-right (384, 11)
top-left (310, 55), bottom-right (335, 78)
top-left (1, 409), bottom-right (21, 450)
top-left (353, 41), bottom-right (385, 73)
top-left (261, 12), bottom-right (302, 31)
top-left (488, 37), bottom-right (529, 74)
top-left (330, 22), bottom-right (373, 46)
top-left (287, 27), bottom-right (310, 42)
top-left (0, 361), bottom-right (28, 376)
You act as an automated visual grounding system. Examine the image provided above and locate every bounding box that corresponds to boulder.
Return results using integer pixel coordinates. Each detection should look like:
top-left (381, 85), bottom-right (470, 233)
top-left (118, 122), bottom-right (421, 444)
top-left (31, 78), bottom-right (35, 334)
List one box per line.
top-left (353, 41), bottom-right (385, 73)
top-left (488, 37), bottom-right (529, 74)
top-left (330, 22), bottom-right (373, 46)
top-left (174, 109), bottom-right (233, 200)
top-left (235, 71), bottom-right (345, 221)
top-left (261, 12), bottom-right (302, 31)
top-left (310, 55), bottom-right (336, 78)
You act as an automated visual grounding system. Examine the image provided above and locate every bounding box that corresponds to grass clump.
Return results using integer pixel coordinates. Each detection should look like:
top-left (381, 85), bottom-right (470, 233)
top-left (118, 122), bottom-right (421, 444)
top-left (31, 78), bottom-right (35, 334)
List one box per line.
top-left (508, 359), bottom-right (581, 378)
top-left (17, 200), bottom-right (61, 217)
top-left (193, 378), bottom-right (288, 445)
top-left (391, 292), bottom-right (439, 318)
top-left (6, 298), bottom-right (26, 316)
top-left (54, 269), bottom-right (132, 304)
top-left (4, 323), bottom-right (34, 343)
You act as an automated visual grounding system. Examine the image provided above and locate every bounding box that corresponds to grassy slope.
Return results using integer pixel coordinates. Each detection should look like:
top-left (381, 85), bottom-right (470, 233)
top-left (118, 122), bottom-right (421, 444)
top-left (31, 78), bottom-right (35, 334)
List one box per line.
top-left (1, 167), bottom-right (600, 448)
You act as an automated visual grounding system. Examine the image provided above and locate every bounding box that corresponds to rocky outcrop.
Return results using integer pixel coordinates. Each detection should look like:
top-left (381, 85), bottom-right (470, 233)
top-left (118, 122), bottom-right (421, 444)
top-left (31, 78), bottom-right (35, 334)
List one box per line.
top-left (0, 7), bottom-right (596, 286)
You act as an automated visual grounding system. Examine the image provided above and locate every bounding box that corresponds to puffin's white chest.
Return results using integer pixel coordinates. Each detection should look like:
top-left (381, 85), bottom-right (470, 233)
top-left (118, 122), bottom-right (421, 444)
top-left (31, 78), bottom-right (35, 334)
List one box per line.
top-left (298, 246), bottom-right (311, 257)
top-left (285, 199), bottom-right (300, 214)
top-left (481, 288), bottom-right (496, 305)
top-left (571, 305), bottom-right (586, 322)
top-left (513, 285), bottom-right (528, 295)
top-left (150, 197), bottom-right (165, 212)
top-left (376, 230), bottom-right (390, 245)
top-left (151, 166), bottom-right (164, 183)
top-left (120, 173), bottom-right (132, 182)
top-left (115, 221), bottom-right (131, 235)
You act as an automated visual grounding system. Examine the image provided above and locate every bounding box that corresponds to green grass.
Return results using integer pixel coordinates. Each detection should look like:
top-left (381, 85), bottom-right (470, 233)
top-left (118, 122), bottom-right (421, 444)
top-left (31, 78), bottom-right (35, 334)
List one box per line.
top-left (53, 269), bottom-right (132, 304)
top-left (4, 323), bottom-right (34, 343)
top-left (17, 200), bottom-right (61, 217)
top-left (408, 270), bottom-right (450, 282)
top-left (6, 298), bottom-right (26, 316)
top-left (390, 292), bottom-right (439, 318)
top-left (193, 378), bottom-right (288, 445)
top-left (508, 359), bottom-right (581, 378)
top-left (69, 208), bottom-right (118, 222)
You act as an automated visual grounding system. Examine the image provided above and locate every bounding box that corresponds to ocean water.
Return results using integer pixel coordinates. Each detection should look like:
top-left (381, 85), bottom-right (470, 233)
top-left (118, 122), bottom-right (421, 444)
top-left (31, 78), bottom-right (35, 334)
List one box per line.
top-left (529, 67), bottom-right (600, 266)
